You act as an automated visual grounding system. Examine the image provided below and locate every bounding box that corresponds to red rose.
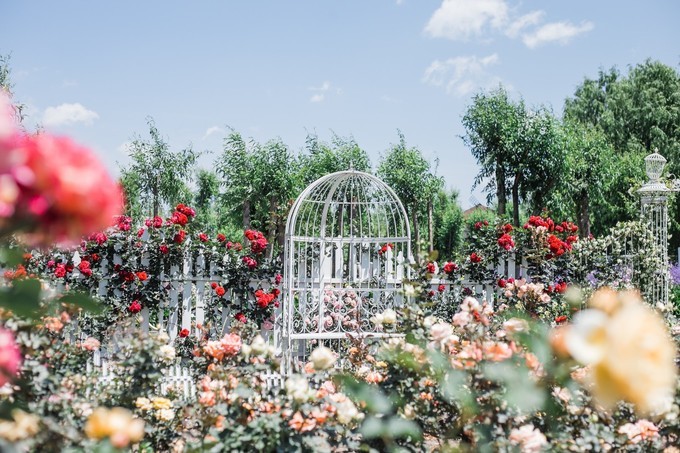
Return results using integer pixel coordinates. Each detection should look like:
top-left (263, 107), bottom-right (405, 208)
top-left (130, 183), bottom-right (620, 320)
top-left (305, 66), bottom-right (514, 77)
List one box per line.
top-left (502, 223), bottom-right (513, 233)
top-left (497, 233), bottom-right (514, 251)
top-left (497, 278), bottom-right (507, 288)
top-left (210, 282), bottom-right (218, 289)
top-left (54, 264), bottom-right (67, 278)
top-left (136, 271), bottom-right (148, 281)
top-left (79, 260), bottom-right (92, 277)
top-left (175, 204), bottom-right (196, 217)
top-left (159, 244), bottom-right (169, 255)
top-left (217, 233), bottom-right (226, 243)
top-left (438, 284), bottom-right (446, 292)
top-left (128, 301), bottom-right (142, 313)
top-left (242, 256), bottom-right (257, 269)
top-left (275, 274), bottom-right (282, 285)
top-left (234, 312), bottom-right (247, 323)
top-left (170, 211), bottom-right (189, 226)
top-left (198, 233), bottom-right (209, 242)
top-left (137, 228), bottom-right (145, 237)
top-left (152, 216), bottom-right (163, 228)
top-left (443, 262), bottom-right (458, 274)
top-left (555, 315), bottom-right (568, 324)
top-left (470, 253), bottom-right (482, 264)
top-left (215, 286), bottom-right (226, 297)
top-left (179, 328), bottom-right (190, 338)
top-left (173, 230), bottom-right (186, 244)
top-left (426, 262), bottom-right (437, 274)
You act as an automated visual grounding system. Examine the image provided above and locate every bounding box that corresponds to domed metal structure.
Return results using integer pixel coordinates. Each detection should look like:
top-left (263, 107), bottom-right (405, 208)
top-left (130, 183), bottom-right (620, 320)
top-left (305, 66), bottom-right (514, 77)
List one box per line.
top-left (278, 169), bottom-right (411, 372)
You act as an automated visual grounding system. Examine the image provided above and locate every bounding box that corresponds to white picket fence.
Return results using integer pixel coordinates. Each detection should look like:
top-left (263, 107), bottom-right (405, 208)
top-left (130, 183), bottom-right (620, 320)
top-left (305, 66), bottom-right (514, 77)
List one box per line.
top-left (66, 242), bottom-right (528, 398)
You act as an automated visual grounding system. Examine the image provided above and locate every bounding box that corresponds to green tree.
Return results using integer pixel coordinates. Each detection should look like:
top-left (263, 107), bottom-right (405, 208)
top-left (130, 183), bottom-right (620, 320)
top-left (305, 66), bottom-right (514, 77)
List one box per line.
top-left (0, 53), bottom-right (24, 124)
top-left (193, 169), bottom-right (223, 233)
top-left (215, 131), bottom-right (297, 257)
top-left (563, 60), bottom-right (680, 243)
top-left (298, 132), bottom-right (371, 187)
top-left (463, 87), bottom-right (564, 226)
top-left (546, 122), bottom-right (616, 237)
top-left (377, 132), bottom-right (442, 251)
top-left (433, 189), bottom-right (463, 258)
top-left (119, 117), bottom-right (198, 218)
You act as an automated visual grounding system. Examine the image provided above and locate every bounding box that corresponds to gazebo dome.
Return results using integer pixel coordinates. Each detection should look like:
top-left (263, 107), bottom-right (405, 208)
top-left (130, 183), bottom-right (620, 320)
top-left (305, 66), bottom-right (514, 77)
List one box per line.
top-left (278, 170), bottom-right (411, 372)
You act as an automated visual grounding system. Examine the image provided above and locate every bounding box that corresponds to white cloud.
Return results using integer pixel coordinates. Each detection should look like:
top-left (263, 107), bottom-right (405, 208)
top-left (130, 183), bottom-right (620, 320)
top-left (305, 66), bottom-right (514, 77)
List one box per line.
top-left (309, 81), bottom-right (334, 103)
top-left (203, 126), bottom-right (223, 139)
top-left (423, 54), bottom-right (501, 96)
top-left (505, 10), bottom-right (544, 38)
top-left (424, 0), bottom-right (594, 49)
top-left (522, 20), bottom-right (594, 48)
top-left (42, 103), bottom-right (99, 127)
top-left (424, 0), bottom-right (508, 41)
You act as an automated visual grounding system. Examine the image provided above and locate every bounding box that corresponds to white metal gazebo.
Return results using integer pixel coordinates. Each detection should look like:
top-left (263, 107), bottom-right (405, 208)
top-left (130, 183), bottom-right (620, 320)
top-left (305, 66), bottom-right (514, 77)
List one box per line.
top-left (278, 169), bottom-right (411, 373)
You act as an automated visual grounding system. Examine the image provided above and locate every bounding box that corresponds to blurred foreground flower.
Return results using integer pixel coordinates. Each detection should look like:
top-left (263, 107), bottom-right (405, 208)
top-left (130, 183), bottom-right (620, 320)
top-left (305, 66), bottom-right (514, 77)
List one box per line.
top-left (0, 93), bottom-right (122, 244)
top-left (0, 327), bottom-right (21, 386)
top-left (563, 288), bottom-right (676, 416)
top-left (84, 407), bottom-right (145, 448)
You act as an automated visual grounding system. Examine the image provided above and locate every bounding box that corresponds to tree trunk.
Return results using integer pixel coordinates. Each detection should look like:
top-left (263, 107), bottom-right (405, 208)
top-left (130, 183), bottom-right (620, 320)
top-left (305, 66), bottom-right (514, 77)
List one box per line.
top-left (242, 199), bottom-right (251, 230)
top-left (266, 196), bottom-right (278, 260)
top-left (152, 183), bottom-right (159, 218)
top-left (496, 160), bottom-right (506, 216)
top-left (412, 207), bottom-right (420, 252)
top-left (427, 198), bottom-right (434, 253)
top-left (512, 172), bottom-right (521, 227)
top-left (577, 189), bottom-right (590, 238)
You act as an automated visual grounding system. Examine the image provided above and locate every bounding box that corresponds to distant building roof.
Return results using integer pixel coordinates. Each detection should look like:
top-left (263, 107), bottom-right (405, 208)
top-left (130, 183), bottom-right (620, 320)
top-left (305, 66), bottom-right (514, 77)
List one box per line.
top-left (463, 203), bottom-right (494, 217)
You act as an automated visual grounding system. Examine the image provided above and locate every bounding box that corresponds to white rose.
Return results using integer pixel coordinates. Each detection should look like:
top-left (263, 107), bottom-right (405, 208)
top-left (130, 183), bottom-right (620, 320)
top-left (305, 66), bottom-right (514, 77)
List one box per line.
top-left (159, 345), bottom-right (176, 364)
top-left (309, 346), bottom-right (336, 370)
top-left (135, 397), bottom-right (153, 411)
top-left (370, 313), bottom-right (384, 325)
top-left (250, 335), bottom-right (267, 355)
top-left (381, 309), bottom-right (397, 325)
top-left (503, 318), bottom-right (529, 335)
top-left (155, 409), bottom-right (175, 422)
top-left (285, 375), bottom-right (311, 403)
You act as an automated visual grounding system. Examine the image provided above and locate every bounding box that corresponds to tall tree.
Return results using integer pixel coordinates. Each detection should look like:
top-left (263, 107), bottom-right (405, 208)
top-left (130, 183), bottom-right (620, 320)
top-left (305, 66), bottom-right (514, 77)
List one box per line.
top-left (546, 122), bottom-right (616, 237)
top-left (463, 87), bottom-right (563, 226)
top-left (462, 87), bottom-right (519, 218)
top-left (215, 131), bottom-right (297, 256)
top-left (377, 132), bottom-right (441, 250)
top-left (119, 118), bottom-right (198, 218)
top-left (563, 60), bottom-right (680, 243)
top-left (298, 133), bottom-right (371, 187)
top-left (433, 189), bottom-right (463, 258)
top-left (0, 53), bottom-right (24, 124)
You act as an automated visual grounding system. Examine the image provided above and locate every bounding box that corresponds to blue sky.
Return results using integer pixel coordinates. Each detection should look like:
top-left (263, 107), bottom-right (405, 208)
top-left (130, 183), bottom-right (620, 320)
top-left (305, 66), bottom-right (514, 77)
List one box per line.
top-left (2, 0), bottom-right (679, 207)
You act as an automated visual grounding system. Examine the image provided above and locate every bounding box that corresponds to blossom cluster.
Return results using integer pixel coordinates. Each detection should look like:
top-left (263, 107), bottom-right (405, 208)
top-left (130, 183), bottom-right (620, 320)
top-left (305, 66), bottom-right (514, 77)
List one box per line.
top-left (0, 93), bottom-right (122, 244)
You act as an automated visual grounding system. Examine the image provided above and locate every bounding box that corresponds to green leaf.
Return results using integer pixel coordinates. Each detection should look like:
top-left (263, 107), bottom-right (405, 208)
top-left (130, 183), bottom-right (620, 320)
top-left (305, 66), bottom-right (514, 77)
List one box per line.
top-left (386, 417), bottom-right (421, 440)
top-left (59, 292), bottom-right (104, 314)
top-left (0, 279), bottom-right (42, 318)
top-left (0, 247), bottom-right (25, 267)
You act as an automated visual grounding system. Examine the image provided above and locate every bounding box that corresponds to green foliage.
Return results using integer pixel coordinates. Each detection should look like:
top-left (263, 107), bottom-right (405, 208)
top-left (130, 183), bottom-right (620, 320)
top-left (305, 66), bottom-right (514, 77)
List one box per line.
top-left (462, 86), bottom-right (564, 226)
top-left (215, 131), bottom-right (297, 255)
top-left (563, 60), bottom-right (680, 246)
top-left (377, 132), bottom-right (444, 250)
top-left (119, 118), bottom-right (199, 218)
top-left (433, 190), bottom-right (463, 258)
top-left (297, 132), bottom-right (371, 187)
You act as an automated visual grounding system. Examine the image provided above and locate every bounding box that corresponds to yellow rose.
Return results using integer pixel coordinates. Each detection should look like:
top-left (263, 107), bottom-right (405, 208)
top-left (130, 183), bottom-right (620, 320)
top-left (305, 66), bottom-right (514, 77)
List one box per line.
top-left (565, 289), bottom-right (677, 416)
top-left (85, 407), bottom-right (145, 447)
top-left (151, 397), bottom-right (173, 410)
